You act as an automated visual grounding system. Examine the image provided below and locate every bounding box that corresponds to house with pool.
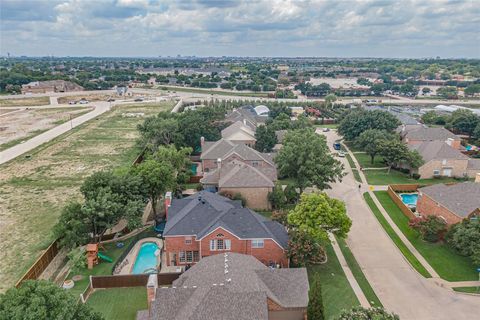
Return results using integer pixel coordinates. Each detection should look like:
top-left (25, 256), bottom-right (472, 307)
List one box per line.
top-left (162, 191), bottom-right (289, 268)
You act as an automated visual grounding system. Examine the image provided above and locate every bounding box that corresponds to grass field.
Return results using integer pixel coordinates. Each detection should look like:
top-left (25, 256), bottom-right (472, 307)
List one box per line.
top-left (158, 85), bottom-right (270, 97)
top-left (0, 96), bottom-right (50, 107)
top-left (363, 168), bottom-right (465, 185)
top-left (308, 244), bottom-right (359, 319)
top-left (87, 287), bottom-right (147, 320)
top-left (336, 237), bottom-right (383, 307)
top-left (0, 102), bottom-right (174, 292)
top-left (374, 191), bottom-right (477, 281)
top-left (363, 193), bottom-right (431, 278)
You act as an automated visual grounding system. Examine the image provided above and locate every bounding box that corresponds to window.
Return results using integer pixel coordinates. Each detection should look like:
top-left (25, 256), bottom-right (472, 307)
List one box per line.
top-left (210, 240), bottom-right (215, 251)
top-left (186, 251), bottom-right (193, 262)
top-left (185, 237), bottom-right (192, 245)
top-left (225, 239), bottom-right (231, 250)
top-left (433, 170), bottom-right (440, 176)
top-left (251, 239), bottom-right (264, 248)
top-left (442, 159), bottom-right (447, 165)
top-left (179, 251), bottom-right (186, 263)
top-left (217, 239), bottom-right (224, 250)
top-left (193, 251), bottom-right (200, 262)
top-left (209, 239), bottom-right (231, 251)
top-left (252, 161), bottom-right (259, 167)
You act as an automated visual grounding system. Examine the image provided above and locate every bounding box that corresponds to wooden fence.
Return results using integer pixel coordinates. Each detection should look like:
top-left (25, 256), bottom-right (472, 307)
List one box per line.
top-left (90, 273), bottom-right (181, 289)
top-left (387, 185), bottom-right (418, 220)
top-left (15, 239), bottom-right (60, 288)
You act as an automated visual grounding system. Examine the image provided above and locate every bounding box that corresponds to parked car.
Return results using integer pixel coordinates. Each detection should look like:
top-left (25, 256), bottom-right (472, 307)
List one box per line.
top-left (134, 97), bottom-right (144, 102)
top-left (322, 128), bottom-right (330, 132)
top-left (338, 151), bottom-right (346, 157)
top-left (68, 101), bottom-right (76, 105)
top-left (78, 100), bottom-right (89, 104)
top-left (333, 142), bottom-right (341, 150)
top-left (107, 98), bottom-right (115, 102)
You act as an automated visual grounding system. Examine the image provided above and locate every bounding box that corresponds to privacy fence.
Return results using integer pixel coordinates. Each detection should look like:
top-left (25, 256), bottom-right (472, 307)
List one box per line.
top-left (387, 184), bottom-right (420, 220)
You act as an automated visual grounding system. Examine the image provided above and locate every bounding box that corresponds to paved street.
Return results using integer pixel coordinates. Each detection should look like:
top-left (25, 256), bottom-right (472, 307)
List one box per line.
top-left (319, 130), bottom-right (479, 320)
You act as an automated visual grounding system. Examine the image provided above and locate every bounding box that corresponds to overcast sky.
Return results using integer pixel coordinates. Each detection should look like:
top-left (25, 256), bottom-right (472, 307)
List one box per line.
top-left (1, 0), bottom-right (479, 58)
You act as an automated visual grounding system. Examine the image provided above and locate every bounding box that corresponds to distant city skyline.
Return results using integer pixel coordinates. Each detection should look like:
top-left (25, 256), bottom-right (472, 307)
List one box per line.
top-left (1, 0), bottom-right (479, 58)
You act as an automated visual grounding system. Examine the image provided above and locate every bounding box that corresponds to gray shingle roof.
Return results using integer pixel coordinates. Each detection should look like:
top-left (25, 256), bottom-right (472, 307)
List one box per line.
top-left (201, 161), bottom-right (276, 188)
top-left (201, 139), bottom-right (274, 166)
top-left (419, 182), bottom-right (480, 218)
top-left (405, 127), bottom-right (460, 141)
top-left (468, 159), bottom-right (480, 170)
top-left (408, 141), bottom-right (469, 162)
top-left (148, 253), bottom-right (308, 319)
top-left (164, 191), bottom-right (288, 248)
top-left (221, 121), bottom-right (256, 141)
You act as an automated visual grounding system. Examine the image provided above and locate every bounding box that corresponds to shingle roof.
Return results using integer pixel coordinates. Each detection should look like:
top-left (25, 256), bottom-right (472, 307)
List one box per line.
top-left (148, 253), bottom-right (308, 319)
top-left (405, 127), bottom-right (460, 141)
top-left (201, 139), bottom-right (274, 166)
top-left (221, 121), bottom-right (256, 142)
top-left (225, 106), bottom-right (262, 130)
top-left (201, 161), bottom-right (276, 188)
top-left (275, 130), bottom-right (288, 143)
top-left (164, 191), bottom-right (288, 248)
top-left (408, 141), bottom-right (469, 162)
top-left (419, 182), bottom-right (480, 218)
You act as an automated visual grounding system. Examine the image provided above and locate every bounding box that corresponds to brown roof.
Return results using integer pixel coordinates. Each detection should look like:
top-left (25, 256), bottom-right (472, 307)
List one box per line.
top-left (405, 127), bottom-right (460, 142)
top-left (221, 121), bottom-right (256, 141)
top-left (419, 182), bottom-right (480, 218)
top-left (408, 141), bottom-right (469, 162)
top-left (201, 139), bottom-right (274, 166)
top-left (201, 160), bottom-right (276, 188)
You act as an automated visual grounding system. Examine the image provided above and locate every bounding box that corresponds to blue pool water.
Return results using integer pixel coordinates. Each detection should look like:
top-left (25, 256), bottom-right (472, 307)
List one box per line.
top-left (132, 242), bottom-right (159, 274)
top-left (400, 193), bottom-right (418, 206)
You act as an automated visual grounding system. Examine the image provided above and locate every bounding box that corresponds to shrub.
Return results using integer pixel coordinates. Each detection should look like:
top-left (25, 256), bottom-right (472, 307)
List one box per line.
top-left (232, 193), bottom-right (247, 207)
top-left (447, 219), bottom-right (480, 265)
top-left (271, 209), bottom-right (288, 226)
top-left (412, 173), bottom-right (421, 180)
top-left (284, 184), bottom-right (299, 204)
top-left (335, 307), bottom-right (399, 320)
top-left (287, 229), bottom-right (326, 267)
top-left (268, 183), bottom-right (286, 209)
top-left (410, 215), bottom-right (447, 242)
top-left (308, 276), bottom-right (325, 320)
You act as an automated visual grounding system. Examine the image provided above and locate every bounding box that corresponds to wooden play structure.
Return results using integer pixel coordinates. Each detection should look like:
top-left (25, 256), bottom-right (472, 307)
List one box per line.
top-left (86, 243), bottom-right (99, 269)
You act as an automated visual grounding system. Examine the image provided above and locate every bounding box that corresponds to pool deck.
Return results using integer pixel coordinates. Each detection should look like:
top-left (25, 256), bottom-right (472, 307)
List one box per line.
top-left (117, 237), bottom-right (163, 275)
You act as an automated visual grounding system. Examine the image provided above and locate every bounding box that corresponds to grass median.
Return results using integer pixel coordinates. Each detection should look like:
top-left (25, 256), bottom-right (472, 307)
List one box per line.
top-left (374, 191), bottom-right (478, 281)
top-left (363, 193), bottom-right (431, 278)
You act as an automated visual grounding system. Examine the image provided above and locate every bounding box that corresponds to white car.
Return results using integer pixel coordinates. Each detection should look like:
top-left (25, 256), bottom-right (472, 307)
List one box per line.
top-left (338, 151), bottom-right (346, 157)
top-left (78, 100), bottom-right (89, 104)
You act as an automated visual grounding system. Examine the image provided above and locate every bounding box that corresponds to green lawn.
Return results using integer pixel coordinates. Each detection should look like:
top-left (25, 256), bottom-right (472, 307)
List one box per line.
top-left (345, 153), bottom-right (356, 169)
top-left (308, 244), bottom-right (359, 319)
top-left (351, 169), bottom-right (362, 183)
top-left (336, 237), bottom-right (383, 307)
top-left (363, 168), bottom-right (464, 185)
top-left (315, 124), bottom-right (339, 129)
top-left (374, 191), bottom-right (478, 281)
top-left (363, 193), bottom-right (431, 278)
top-left (354, 153), bottom-right (386, 169)
top-left (158, 85), bottom-right (270, 97)
top-left (453, 287), bottom-right (480, 294)
top-left (87, 287), bottom-right (147, 320)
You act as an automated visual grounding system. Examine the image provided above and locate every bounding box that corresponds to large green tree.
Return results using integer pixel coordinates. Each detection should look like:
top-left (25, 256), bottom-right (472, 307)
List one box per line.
top-left (449, 109), bottom-right (480, 138)
top-left (288, 193), bottom-right (351, 243)
top-left (378, 139), bottom-right (410, 173)
top-left (275, 129), bottom-right (344, 192)
top-left (137, 114), bottom-right (181, 152)
top-left (338, 110), bottom-right (400, 141)
top-left (0, 280), bottom-right (103, 320)
top-left (255, 125), bottom-right (277, 152)
top-left (355, 129), bottom-right (396, 164)
top-left (287, 229), bottom-right (326, 267)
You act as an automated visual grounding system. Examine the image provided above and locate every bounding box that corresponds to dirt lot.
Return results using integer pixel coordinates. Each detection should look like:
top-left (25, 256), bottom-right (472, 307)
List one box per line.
top-left (0, 101), bottom-right (174, 292)
top-left (0, 97), bottom-right (50, 107)
top-left (0, 107), bottom-right (93, 151)
top-left (58, 94), bottom-right (116, 104)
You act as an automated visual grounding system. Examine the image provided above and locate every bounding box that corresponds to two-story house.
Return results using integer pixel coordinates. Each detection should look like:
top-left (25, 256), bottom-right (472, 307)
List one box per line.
top-left (163, 191), bottom-right (288, 268)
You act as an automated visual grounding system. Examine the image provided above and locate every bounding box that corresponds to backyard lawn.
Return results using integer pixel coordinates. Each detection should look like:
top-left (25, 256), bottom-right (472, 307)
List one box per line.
top-left (363, 193), bottom-right (431, 278)
top-left (363, 168), bottom-right (464, 185)
top-left (0, 102), bottom-right (174, 292)
top-left (374, 191), bottom-right (478, 281)
top-left (87, 287), bottom-right (147, 320)
top-left (308, 244), bottom-right (359, 319)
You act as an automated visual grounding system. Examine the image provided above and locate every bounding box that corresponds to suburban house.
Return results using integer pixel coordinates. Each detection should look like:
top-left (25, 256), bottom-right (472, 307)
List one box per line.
top-left (163, 191), bottom-right (289, 268)
top-left (201, 159), bottom-right (276, 209)
top-left (416, 180), bottom-right (480, 225)
top-left (273, 130), bottom-right (288, 152)
top-left (200, 138), bottom-right (275, 172)
top-left (221, 120), bottom-right (256, 146)
top-left (137, 253), bottom-right (309, 320)
top-left (405, 140), bottom-right (471, 179)
top-left (21, 80), bottom-right (84, 94)
top-left (225, 105), bottom-right (268, 129)
top-left (399, 126), bottom-right (462, 149)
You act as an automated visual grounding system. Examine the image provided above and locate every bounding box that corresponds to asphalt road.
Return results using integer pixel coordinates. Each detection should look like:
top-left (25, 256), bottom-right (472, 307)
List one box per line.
top-left (319, 129), bottom-right (479, 319)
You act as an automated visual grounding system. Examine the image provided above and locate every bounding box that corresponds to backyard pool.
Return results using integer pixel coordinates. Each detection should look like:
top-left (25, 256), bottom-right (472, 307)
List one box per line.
top-left (132, 242), bottom-right (160, 274)
top-left (400, 193), bottom-right (418, 206)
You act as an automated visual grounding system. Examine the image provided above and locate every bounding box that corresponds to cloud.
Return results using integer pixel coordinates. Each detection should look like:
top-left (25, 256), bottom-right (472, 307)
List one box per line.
top-left (0, 0), bottom-right (479, 57)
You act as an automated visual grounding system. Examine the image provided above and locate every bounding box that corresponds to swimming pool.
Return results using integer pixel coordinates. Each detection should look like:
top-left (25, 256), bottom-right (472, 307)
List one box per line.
top-left (400, 193), bottom-right (418, 206)
top-left (132, 242), bottom-right (160, 274)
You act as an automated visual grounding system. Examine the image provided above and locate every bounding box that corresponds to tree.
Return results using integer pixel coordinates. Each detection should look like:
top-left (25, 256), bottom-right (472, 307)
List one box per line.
top-left (275, 129), bottom-right (344, 192)
top-left (449, 109), bottom-right (480, 138)
top-left (355, 129), bottom-right (395, 164)
top-left (447, 219), bottom-right (480, 265)
top-left (0, 280), bottom-right (103, 320)
top-left (54, 202), bottom-right (89, 248)
top-left (137, 114), bottom-right (181, 152)
top-left (132, 159), bottom-right (176, 216)
top-left (268, 183), bottom-right (286, 209)
top-left (474, 122), bottom-right (480, 142)
top-left (464, 84), bottom-right (480, 96)
top-left (378, 139), bottom-right (410, 173)
top-left (307, 277), bottom-right (325, 320)
top-left (287, 229), bottom-right (326, 266)
top-left (406, 150), bottom-right (424, 176)
top-left (338, 110), bottom-right (400, 141)
top-left (255, 125), bottom-right (277, 152)
top-left (324, 94), bottom-right (337, 108)
top-left (422, 87), bottom-right (431, 94)
top-left (410, 216), bottom-right (447, 242)
top-left (335, 307), bottom-right (399, 320)
top-left (421, 110), bottom-right (447, 125)
top-left (288, 193), bottom-right (351, 243)
top-left (437, 86), bottom-right (457, 99)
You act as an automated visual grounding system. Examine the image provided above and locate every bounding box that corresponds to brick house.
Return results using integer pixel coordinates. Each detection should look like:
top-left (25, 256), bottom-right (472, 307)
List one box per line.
top-left (398, 125), bottom-right (462, 149)
top-left (221, 120), bottom-right (256, 146)
top-left (405, 141), bottom-right (471, 179)
top-left (416, 181), bottom-right (480, 225)
top-left (137, 253), bottom-right (309, 320)
top-left (163, 191), bottom-right (289, 268)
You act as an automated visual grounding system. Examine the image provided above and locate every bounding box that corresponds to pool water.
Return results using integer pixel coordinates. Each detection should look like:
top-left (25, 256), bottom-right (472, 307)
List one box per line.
top-left (132, 242), bottom-right (160, 274)
top-left (400, 193), bottom-right (418, 206)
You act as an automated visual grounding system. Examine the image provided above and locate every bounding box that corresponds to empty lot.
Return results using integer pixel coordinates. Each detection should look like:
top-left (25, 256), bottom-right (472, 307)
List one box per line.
top-left (0, 101), bottom-right (174, 292)
top-left (0, 96), bottom-right (50, 107)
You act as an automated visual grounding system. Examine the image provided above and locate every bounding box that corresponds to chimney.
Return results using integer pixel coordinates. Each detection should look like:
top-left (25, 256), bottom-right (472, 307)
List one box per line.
top-left (164, 191), bottom-right (172, 219)
top-left (475, 173), bottom-right (480, 183)
top-left (200, 136), bottom-right (205, 150)
top-left (147, 274), bottom-right (158, 312)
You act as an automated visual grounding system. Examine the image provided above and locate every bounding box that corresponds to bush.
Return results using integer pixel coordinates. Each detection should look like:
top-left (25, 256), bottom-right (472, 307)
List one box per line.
top-left (308, 276), bottom-right (325, 320)
top-left (412, 173), bottom-right (421, 180)
top-left (271, 209), bottom-right (288, 226)
top-left (284, 184), bottom-right (299, 204)
top-left (446, 219), bottom-right (480, 265)
top-left (287, 229), bottom-right (326, 267)
top-left (410, 215), bottom-right (447, 242)
top-left (335, 307), bottom-right (399, 320)
top-left (268, 183), bottom-right (286, 209)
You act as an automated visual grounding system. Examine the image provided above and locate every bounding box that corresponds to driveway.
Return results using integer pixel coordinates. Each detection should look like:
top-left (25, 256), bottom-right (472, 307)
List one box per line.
top-left (319, 129), bottom-right (479, 320)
